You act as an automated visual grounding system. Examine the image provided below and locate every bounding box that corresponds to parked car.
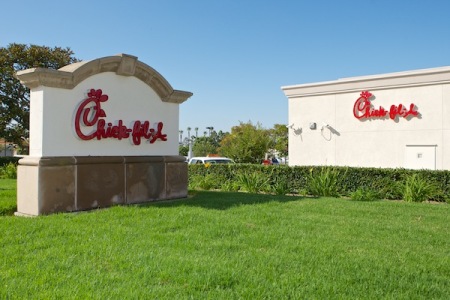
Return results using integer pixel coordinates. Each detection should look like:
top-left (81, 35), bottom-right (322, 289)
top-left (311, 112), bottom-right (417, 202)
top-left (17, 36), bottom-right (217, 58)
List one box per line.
top-left (188, 157), bottom-right (235, 165)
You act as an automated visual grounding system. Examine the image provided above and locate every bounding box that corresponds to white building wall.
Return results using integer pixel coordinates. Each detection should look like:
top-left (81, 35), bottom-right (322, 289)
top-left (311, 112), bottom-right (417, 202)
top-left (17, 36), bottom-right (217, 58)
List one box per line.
top-left (288, 94), bottom-right (337, 166)
top-left (283, 67), bottom-right (450, 170)
top-left (442, 84), bottom-right (450, 169)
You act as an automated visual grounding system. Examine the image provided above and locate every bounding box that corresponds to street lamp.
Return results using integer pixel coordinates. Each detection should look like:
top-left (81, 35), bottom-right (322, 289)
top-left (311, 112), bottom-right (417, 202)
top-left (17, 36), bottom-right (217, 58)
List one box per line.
top-left (179, 130), bottom-right (183, 144)
top-left (187, 127), bottom-right (191, 140)
top-left (206, 126), bottom-right (214, 136)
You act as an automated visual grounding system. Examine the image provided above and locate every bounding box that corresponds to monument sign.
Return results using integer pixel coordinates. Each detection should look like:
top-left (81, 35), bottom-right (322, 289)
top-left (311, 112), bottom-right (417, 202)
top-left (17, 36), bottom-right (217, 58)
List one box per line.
top-left (15, 54), bottom-right (192, 216)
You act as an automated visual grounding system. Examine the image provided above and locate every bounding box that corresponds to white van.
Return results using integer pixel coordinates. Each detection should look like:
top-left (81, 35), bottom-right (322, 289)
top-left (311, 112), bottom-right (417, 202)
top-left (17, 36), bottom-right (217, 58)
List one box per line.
top-left (188, 157), bottom-right (235, 165)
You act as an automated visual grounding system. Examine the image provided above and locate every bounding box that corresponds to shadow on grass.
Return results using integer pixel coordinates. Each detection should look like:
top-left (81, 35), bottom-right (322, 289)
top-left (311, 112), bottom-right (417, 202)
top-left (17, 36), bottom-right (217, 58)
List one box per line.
top-left (0, 206), bottom-right (16, 216)
top-left (143, 190), bottom-right (305, 210)
top-left (0, 191), bottom-right (306, 216)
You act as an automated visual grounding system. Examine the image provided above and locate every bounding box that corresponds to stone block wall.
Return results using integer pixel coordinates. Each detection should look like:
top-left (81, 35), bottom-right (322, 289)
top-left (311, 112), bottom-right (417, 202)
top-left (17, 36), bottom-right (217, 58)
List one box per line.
top-left (16, 156), bottom-right (187, 216)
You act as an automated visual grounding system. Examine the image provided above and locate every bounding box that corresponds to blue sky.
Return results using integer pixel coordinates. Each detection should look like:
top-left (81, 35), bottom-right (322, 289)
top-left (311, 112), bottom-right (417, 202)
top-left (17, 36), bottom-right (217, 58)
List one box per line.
top-left (2, 0), bottom-right (450, 134)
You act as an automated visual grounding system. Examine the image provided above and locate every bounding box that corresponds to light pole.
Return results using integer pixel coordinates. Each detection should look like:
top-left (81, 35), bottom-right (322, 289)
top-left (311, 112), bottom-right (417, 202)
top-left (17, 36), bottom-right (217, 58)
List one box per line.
top-left (188, 138), bottom-right (193, 160)
top-left (195, 127), bottom-right (198, 138)
top-left (179, 130), bottom-right (183, 144)
top-left (187, 127), bottom-right (191, 140)
top-left (206, 126), bottom-right (214, 136)
top-left (186, 127), bottom-right (193, 159)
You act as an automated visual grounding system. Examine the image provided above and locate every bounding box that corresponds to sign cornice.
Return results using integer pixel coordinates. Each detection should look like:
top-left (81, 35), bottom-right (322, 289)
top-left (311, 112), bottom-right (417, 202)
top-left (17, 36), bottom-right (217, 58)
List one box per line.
top-left (15, 53), bottom-right (193, 104)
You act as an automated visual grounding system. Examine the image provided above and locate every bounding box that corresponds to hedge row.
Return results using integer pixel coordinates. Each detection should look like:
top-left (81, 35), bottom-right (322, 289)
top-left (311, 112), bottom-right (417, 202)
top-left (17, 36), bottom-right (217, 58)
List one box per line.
top-left (0, 157), bottom-right (21, 167)
top-left (188, 164), bottom-right (450, 202)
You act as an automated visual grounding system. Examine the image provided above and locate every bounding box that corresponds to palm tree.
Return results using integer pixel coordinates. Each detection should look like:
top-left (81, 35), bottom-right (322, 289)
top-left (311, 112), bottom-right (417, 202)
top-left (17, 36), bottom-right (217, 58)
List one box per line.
top-left (195, 127), bottom-right (199, 137)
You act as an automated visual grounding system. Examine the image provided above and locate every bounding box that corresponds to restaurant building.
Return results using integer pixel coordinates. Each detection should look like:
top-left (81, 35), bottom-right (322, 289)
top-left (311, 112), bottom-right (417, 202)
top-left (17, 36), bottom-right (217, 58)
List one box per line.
top-left (281, 66), bottom-right (450, 170)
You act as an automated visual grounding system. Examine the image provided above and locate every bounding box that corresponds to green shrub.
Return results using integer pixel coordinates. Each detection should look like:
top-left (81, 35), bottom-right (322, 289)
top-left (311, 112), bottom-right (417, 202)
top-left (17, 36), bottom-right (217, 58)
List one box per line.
top-left (220, 180), bottom-right (240, 192)
top-left (188, 164), bottom-right (449, 202)
top-left (296, 188), bottom-right (309, 196)
top-left (0, 156), bottom-right (20, 167)
top-left (376, 177), bottom-right (403, 200)
top-left (189, 173), bottom-right (218, 190)
top-left (271, 180), bottom-right (291, 195)
top-left (0, 162), bottom-right (17, 179)
top-left (236, 171), bottom-right (269, 194)
top-left (307, 167), bottom-right (340, 197)
top-left (401, 174), bottom-right (440, 202)
top-left (350, 187), bottom-right (379, 201)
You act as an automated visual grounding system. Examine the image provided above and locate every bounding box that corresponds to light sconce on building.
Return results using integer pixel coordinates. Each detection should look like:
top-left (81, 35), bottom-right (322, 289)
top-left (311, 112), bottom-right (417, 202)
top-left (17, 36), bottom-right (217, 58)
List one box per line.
top-left (287, 123), bottom-right (302, 136)
top-left (320, 122), bottom-right (338, 141)
top-left (321, 123), bottom-right (331, 130)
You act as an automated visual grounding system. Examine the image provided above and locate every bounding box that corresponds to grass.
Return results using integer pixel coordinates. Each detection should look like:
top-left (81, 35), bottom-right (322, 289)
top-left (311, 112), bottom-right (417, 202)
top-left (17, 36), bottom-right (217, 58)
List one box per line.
top-left (0, 181), bottom-right (449, 299)
top-left (0, 179), bottom-right (17, 216)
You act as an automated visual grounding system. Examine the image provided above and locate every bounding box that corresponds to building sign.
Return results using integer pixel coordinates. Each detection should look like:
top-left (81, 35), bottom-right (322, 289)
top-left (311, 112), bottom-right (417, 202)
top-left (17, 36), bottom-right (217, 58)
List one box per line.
top-left (74, 89), bottom-right (167, 145)
top-left (353, 91), bottom-right (419, 121)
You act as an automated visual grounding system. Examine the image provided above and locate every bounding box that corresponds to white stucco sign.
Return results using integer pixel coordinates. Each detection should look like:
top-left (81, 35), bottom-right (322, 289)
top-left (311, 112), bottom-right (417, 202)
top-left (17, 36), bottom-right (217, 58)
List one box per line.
top-left (17, 53), bottom-right (192, 157)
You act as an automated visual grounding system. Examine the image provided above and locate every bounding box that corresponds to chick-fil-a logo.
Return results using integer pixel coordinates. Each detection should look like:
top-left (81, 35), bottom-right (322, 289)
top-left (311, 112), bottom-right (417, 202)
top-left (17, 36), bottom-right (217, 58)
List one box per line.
top-left (74, 89), bottom-right (167, 145)
top-left (353, 91), bottom-right (419, 121)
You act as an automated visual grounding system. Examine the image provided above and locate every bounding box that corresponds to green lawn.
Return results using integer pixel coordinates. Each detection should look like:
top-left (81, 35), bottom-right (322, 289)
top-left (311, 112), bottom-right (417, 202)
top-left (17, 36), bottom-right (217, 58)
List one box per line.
top-left (0, 181), bottom-right (449, 299)
top-left (0, 179), bottom-right (16, 216)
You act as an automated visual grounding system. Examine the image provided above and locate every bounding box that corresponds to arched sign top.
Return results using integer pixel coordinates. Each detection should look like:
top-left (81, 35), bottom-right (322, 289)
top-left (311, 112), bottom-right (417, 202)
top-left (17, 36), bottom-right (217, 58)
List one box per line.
top-left (15, 53), bottom-right (192, 104)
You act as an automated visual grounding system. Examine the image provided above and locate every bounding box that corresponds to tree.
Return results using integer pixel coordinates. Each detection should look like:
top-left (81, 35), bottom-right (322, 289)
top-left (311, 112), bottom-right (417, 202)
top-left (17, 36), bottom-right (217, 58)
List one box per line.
top-left (192, 136), bottom-right (217, 157)
top-left (192, 130), bottom-right (228, 157)
top-left (179, 144), bottom-right (189, 156)
top-left (219, 121), bottom-right (272, 163)
top-left (269, 124), bottom-right (288, 158)
top-left (0, 43), bottom-right (79, 152)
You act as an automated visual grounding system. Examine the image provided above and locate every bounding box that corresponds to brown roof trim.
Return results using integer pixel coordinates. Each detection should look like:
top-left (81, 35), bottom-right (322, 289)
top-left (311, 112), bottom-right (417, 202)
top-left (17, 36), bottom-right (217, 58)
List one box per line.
top-left (15, 53), bottom-right (192, 104)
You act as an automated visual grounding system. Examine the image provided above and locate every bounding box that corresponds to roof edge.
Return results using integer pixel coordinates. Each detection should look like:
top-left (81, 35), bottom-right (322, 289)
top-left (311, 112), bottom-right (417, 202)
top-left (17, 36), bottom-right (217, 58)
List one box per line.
top-left (281, 65), bottom-right (450, 97)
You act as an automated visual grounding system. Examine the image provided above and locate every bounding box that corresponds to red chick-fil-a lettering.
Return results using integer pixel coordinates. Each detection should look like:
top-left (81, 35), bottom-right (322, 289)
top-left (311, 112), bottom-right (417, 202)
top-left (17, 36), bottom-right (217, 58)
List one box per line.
top-left (353, 91), bottom-right (419, 121)
top-left (74, 89), bottom-right (167, 145)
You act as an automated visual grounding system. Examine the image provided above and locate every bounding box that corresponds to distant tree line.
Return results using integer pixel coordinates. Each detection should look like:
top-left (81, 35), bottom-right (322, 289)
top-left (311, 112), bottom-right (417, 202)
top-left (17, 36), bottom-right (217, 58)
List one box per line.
top-left (180, 122), bottom-right (288, 163)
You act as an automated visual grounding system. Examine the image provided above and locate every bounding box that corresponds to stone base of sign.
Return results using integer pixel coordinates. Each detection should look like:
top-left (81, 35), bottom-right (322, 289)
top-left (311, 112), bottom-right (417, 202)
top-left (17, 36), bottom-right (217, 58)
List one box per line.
top-left (16, 155), bottom-right (187, 216)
